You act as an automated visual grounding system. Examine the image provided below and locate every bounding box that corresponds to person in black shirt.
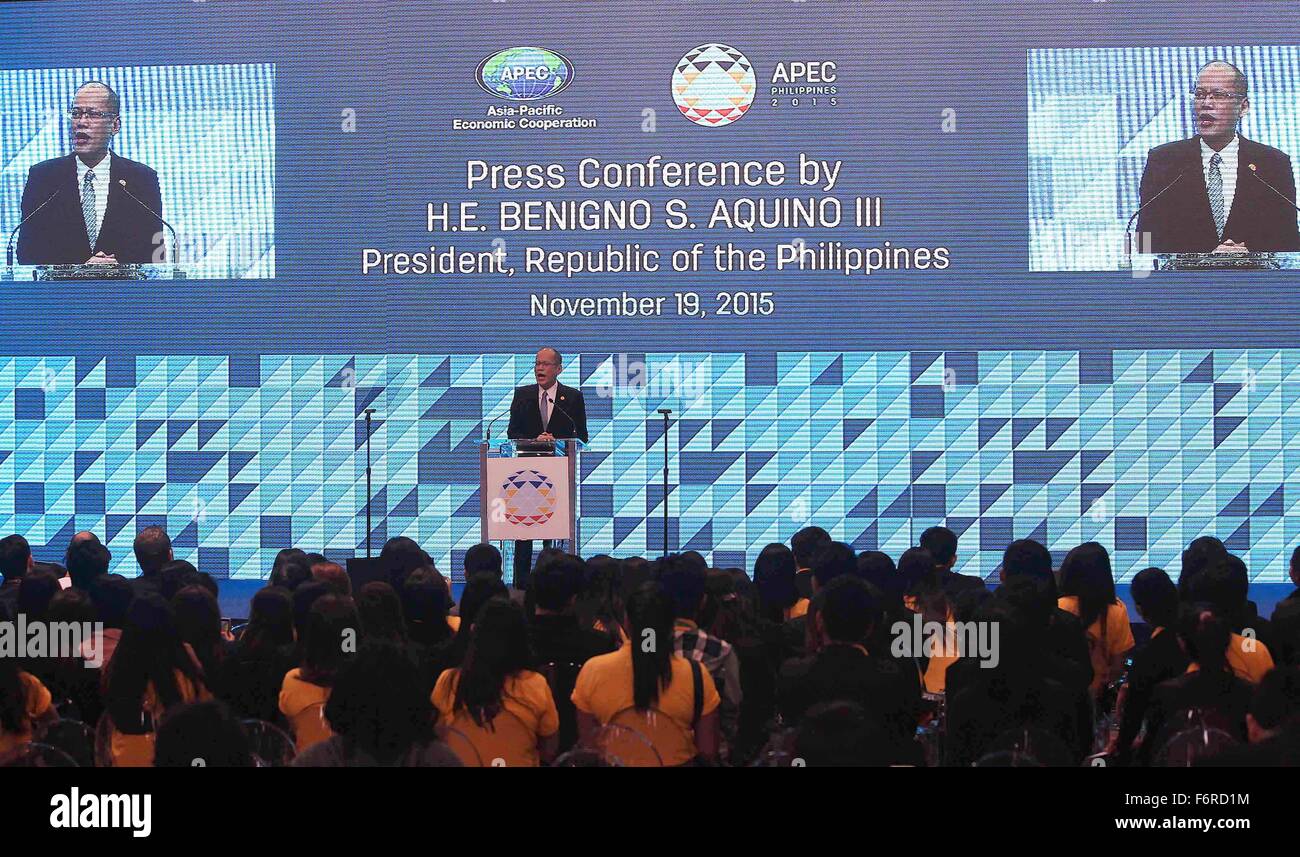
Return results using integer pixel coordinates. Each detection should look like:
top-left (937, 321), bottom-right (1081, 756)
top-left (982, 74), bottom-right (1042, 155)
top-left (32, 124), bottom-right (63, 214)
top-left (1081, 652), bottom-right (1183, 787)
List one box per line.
top-left (1113, 567), bottom-right (1189, 764)
top-left (777, 576), bottom-right (921, 764)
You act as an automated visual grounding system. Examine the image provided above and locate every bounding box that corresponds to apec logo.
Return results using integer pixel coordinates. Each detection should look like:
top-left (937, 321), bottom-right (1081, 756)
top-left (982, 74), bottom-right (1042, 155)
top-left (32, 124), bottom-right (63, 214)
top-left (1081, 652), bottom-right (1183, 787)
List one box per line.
top-left (476, 47), bottom-right (574, 101)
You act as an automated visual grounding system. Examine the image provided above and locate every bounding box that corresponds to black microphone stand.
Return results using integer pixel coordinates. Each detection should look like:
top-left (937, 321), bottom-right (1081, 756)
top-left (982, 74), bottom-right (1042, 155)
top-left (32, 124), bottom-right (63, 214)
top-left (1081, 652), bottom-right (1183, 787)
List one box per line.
top-left (364, 408), bottom-right (376, 557)
top-left (657, 408), bottom-right (672, 557)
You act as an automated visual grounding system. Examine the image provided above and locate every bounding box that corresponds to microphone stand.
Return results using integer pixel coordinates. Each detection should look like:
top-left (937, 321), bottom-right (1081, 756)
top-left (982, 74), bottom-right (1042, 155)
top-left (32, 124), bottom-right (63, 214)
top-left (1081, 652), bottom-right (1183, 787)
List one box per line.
top-left (364, 408), bottom-right (376, 557)
top-left (657, 408), bottom-right (672, 557)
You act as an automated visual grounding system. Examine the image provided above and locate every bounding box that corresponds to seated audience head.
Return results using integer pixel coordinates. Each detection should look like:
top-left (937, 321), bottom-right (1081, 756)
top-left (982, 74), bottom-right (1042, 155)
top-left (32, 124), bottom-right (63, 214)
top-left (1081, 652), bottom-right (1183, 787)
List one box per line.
top-left (1177, 602), bottom-right (1234, 679)
top-left (356, 581), bottom-right (406, 643)
top-left (243, 585), bottom-right (294, 653)
top-left (899, 546), bottom-right (947, 623)
top-left (301, 594), bottom-right (360, 686)
top-left (625, 582), bottom-right (676, 711)
top-left (158, 559), bottom-right (199, 601)
top-left (754, 543), bottom-right (798, 620)
top-left (455, 597), bottom-right (532, 726)
top-left (855, 551), bottom-right (899, 599)
top-left (464, 543), bottom-right (503, 580)
top-left (816, 576), bottom-right (878, 646)
top-left (65, 530), bottom-right (100, 560)
top-left (133, 526), bottom-right (172, 577)
top-left (1291, 544), bottom-right (1300, 589)
top-left (458, 572), bottom-right (509, 628)
top-left (619, 556), bottom-right (651, 598)
top-left (153, 700), bottom-right (253, 767)
top-left (172, 584), bottom-right (224, 676)
top-left (303, 552), bottom-right (327, 567)
top-left (16, 571), bottom-right (60, 620)
top-left (1247, 666), bottom-right (1300, 743)
top-left (1179, 535), bottom-right (1227, 599)
top-left (584, 554), bottom-right (620, 590)
top-left (1131, 567), bottom-right (1180, 631)
top-left (270, 548), bottom-right (310, 589)
top-left (1001, 539), bottom-right (1055, 593)
top-left (400, 566), bottom-right (454, 646)
top-left (1185, 558), bottom-right (1247, 620)
top-left (326, 641), bottom-right (437, 762)
top-left (311, 561), bottom-right (352, 597)
top-left (380, 537), bottom-right (431, 588)
top-left (791, 526), bottom-right (831, 571)
top-left (0, 534), bottom-right (34, 584)
top-left (65, 536), bottom-right (111, 591)
top-left (919, 525), bottom-right (958, 571)
top-left (90, 573), bottom-right (133, 629)
top-left (531, 554), bottom-right (584, 614)
top-left (658, 553), bottom-right (708, 621)
top-left (810, 541), bottom-right (857, 592)
top-left (794, 701), bottom-right (894, 767)
top-left (1058, 541), bottom-right (1116, 630)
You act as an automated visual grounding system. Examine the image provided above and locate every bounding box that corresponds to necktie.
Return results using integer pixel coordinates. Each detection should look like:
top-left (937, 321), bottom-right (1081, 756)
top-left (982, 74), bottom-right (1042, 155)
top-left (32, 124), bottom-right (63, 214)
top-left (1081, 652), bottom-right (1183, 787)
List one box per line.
top-left (541, 391), bottom-right (551, 431)
top-left (1208, 152), bottom-right (1225, 239)
top-left (82, 169), bottom-right (98, 250)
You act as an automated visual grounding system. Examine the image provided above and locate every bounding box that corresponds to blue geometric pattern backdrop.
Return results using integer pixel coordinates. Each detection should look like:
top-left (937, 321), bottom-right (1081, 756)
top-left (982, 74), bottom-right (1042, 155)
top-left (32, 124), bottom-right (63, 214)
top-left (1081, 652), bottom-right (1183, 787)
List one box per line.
top-left (1, 350), bottom-right (1296, 584)
top-left (0, 63), bottom-right (275, 278)
top-left (1029, 46), bottom-right (1300, 271)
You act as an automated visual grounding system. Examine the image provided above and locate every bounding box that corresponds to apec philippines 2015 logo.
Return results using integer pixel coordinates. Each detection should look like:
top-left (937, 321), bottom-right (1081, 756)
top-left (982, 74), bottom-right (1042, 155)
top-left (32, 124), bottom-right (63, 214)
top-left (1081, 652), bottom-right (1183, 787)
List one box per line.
top-left (476, 47), bottom-right (574, 101)
top-left (672, 43), bottom-right (756, 127)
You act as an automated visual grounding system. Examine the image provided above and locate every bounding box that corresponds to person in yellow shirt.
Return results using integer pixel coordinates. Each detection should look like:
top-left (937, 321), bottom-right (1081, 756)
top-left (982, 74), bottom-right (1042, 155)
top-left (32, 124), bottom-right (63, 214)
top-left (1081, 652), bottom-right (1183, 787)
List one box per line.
top-left (432, 597), bottom-right (559, 766)
top-left (0, 660), bottom-right (57, 760)
top-left (279, 594), bottom-right (360, 754)
top-left (1183, 555), bottom-right (1276, 684)
top-left (102, 593), bottom-right (211, 766)
top-left (1057, 542), bottom-right (1135, 695)
top-left (753, 544), bottom-right (805, 622)
top-left (573, 582), bottom-right (720, 766)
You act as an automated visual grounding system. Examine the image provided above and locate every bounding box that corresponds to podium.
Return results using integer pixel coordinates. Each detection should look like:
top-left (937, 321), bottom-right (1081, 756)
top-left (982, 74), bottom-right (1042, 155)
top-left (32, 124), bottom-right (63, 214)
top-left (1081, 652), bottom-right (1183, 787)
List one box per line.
top-left (1128, 251), bottom-right (1300, 272)
top-left (479, 437), bottom-right (581, 554)
top-left (1, 263), bottom-right (191, 281)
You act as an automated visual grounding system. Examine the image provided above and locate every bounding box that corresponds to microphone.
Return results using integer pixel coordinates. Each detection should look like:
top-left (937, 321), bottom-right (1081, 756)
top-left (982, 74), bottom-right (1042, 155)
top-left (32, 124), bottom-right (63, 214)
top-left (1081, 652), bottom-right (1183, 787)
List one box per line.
top-left (5, 188), bottom-right (63, 277)
top-left (116, 179), bottom-right (184, 277)
top-left (484, 411), bottom-right (511, 441)
top-left (1125, 168), bottom-right (1188, 259)
top-left (545, 393), bottom-right (581, 441)
top-left (1247, 163), bottom-right (1300, 213)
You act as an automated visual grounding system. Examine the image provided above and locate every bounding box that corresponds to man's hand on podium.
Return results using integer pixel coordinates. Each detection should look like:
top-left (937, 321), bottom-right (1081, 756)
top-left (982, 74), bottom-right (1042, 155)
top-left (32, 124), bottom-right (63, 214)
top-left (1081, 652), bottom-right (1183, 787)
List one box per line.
top-left (1213, 240), bottom-right (1249, 254)
top-left (536, 432), bottom-right (556, 442)
top-left (85, 251), bottom-right (118, 264)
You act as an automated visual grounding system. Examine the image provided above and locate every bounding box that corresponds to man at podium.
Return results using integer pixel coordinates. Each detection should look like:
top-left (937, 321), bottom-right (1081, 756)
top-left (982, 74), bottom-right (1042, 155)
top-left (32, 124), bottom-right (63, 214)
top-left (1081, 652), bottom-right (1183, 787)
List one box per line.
top-left (506, 347), bottom-right (589, 588)
top-left (1135, 60), bottom-right (1300, 254)
top-left (16, 81), bottom-right (163, 265)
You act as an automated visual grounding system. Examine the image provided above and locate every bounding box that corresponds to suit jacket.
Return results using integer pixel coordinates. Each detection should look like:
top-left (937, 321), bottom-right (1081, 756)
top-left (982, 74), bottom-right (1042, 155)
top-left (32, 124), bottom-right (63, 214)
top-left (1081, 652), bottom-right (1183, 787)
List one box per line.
top-left (506, 382), bottom-right (588, 443)
top-left (16, 153), bottom-right (163, 264)
top-left (1135, 135), bottom-right (1300, 253)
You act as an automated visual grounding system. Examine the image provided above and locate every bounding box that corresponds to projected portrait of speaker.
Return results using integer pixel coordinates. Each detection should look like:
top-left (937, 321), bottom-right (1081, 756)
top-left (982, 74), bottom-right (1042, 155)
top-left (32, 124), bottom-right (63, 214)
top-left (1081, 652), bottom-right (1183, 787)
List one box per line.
top-left (506, 347), bottom-right (589, 588)
top-left (15, 81), bottom-right (163, 265)
top-left (1135, 60), bottom-right (1300, 254)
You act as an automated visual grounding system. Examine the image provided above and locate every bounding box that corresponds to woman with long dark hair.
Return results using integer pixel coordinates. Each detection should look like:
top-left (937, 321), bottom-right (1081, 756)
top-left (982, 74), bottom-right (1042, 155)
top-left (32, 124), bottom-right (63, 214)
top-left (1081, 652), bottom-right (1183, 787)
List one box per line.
top-left (172, 585), bottom-right (228, 697)
top-left (577, 556), bottom-right (627, 649)
top-left (295, 642), bottom-right (460, 767)
top-left (0, 653), bottom-right (56, 760)
top-left (431, 597), bottom-right (559, 766)
top-left (427, 572), bottom-right (508, 681)
top-left (220, 586), bottom-right (294, 722)
top-left (1058, 542), bottom-right (1136, 695)
top-left (572, 582), bottom-right (721, 765)
top-left (356, 581), bottom-right (407, 645)
top-left (278, 594), bottom-right (359, 753)
top-left (754, 543), bottom-right (800, 624)
top-left (899, 547), bottom-right (958, 693)
top-left (1113, 567), bottom-right (1190, 762)
top-left (400, 567), bottom-right (455, 648)
top-left (103, 594), bottom-right (211, 766)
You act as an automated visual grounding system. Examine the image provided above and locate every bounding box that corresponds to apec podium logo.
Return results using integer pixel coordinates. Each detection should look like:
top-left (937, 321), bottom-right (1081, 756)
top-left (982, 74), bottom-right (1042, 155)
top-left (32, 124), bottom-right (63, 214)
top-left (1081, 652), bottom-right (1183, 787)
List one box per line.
top-left (499, 469), bottom-right (557, 526)
top-left (477, 47), bottom-right (574, 101)
top-left (672, 43), bottom-right (756, 127)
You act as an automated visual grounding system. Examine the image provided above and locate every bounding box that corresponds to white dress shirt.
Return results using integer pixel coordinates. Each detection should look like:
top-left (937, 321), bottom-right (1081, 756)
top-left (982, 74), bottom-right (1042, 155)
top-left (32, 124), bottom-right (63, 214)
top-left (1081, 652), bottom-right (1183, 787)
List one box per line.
top-left (76, 151), bottom-right (112, 245)
top-left (1200, 135), bottom-right (1239, 225)
top-left (538, 383), bottom-right (558, 431)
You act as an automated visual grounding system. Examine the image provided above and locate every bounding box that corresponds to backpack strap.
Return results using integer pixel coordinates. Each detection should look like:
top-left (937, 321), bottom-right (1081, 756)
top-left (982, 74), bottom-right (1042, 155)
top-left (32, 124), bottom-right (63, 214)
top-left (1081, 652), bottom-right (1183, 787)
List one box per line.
top-left (689, 658), bottom-right (703, 730)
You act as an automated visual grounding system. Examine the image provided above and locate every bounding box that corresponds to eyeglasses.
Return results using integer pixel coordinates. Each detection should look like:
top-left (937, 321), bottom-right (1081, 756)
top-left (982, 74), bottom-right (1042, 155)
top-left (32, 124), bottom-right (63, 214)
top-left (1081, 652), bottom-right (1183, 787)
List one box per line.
top-left (534, 361), bottom-right (559, 367)
top-left (67, 108), bottom-right (118, 121)
top-left (1190, 89), bottom-right (1245, 104)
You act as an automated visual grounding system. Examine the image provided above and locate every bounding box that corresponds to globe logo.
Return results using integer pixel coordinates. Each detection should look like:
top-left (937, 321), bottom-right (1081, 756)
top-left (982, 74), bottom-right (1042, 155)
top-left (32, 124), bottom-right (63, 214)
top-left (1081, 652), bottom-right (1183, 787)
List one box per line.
top-left (672, 43), bottom-right (755, 127)
top-left (477, 47), bottom-right (574, 101)
top-left (500, 469), bottom-right (558, 526)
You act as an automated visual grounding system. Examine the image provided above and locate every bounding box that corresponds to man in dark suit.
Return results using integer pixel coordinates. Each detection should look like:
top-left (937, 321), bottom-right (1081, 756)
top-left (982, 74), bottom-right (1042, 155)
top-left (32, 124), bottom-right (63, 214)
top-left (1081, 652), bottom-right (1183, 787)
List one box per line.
top-left (1136, 61), bottom-right (1300, 254)
top-left (16, 81), bottom-right (163, 265)
top-left (506, 347), bottom-right (588, 588)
